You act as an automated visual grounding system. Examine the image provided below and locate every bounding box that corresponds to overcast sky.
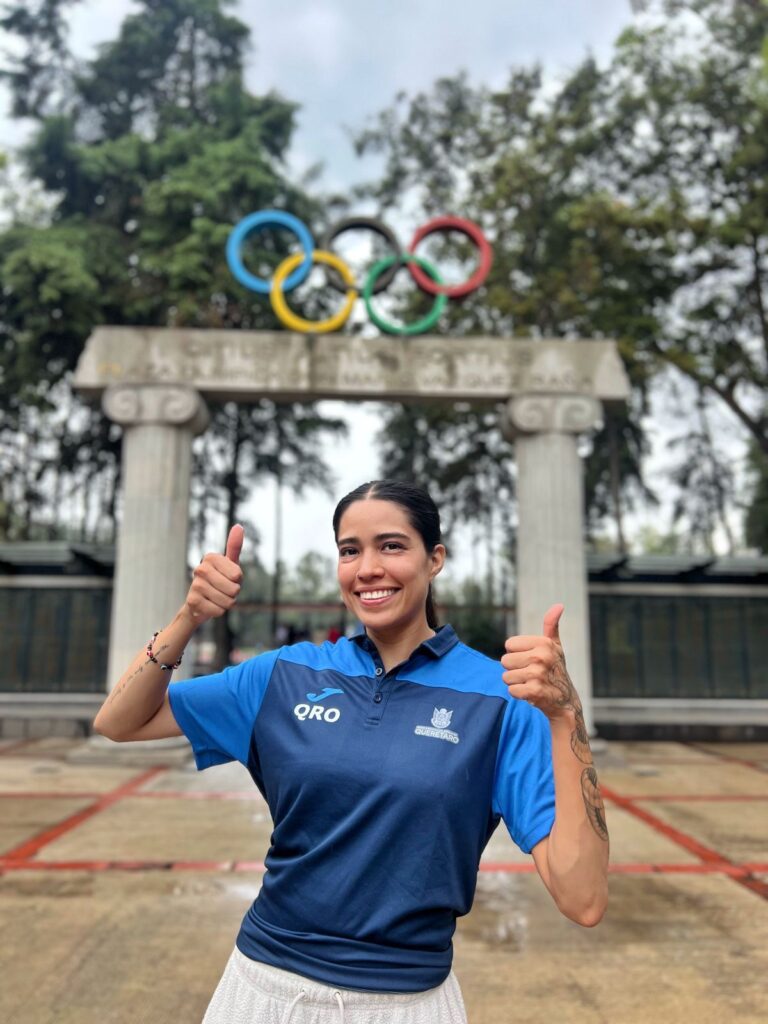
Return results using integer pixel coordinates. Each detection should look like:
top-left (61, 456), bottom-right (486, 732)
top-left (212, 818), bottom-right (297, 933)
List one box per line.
top-left (5, 1), bottom-right (737, 581)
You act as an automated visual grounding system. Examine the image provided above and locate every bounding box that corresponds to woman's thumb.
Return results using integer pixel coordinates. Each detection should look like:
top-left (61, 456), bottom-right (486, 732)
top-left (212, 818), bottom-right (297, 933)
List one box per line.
top-left (225, 524), bottom-right (244, 565)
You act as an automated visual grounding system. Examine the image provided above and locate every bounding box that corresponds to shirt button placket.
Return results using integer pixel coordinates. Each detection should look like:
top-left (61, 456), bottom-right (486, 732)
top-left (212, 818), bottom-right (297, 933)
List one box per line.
top-left (367, 662), bottom-right (387, 722)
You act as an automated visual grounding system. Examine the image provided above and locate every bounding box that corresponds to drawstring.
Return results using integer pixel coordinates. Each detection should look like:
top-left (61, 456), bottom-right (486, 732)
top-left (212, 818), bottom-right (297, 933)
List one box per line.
top-left (279, 987), bottom-right (346, 1024)
top-left (280, 989), bottom-right (306, 1024)
top-left (333, 990), bottom-right (345, 1024)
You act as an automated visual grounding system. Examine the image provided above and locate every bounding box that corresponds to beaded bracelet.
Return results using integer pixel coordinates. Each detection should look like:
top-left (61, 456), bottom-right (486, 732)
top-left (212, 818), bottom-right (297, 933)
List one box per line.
top-left (146, 631), bottom-right (183, 672)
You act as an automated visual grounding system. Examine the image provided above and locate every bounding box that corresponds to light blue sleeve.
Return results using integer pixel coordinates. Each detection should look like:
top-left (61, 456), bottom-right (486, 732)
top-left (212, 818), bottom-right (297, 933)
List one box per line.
top-left (491, 698), bottom-right (556, 854)
top-left (167, 648), bottom-right (281, 770)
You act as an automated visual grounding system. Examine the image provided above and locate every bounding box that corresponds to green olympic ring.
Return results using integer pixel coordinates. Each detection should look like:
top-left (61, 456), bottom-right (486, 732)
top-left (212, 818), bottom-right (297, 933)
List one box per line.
top-left (362, 255), bottom-right (448, 336)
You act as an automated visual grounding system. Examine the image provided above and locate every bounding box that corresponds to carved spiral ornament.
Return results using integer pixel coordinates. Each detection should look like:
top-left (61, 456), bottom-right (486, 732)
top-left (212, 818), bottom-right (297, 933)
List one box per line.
top-left (102, 385), bottom-right (208, 431)
top-left (503, 395), bottom-right (603, 437)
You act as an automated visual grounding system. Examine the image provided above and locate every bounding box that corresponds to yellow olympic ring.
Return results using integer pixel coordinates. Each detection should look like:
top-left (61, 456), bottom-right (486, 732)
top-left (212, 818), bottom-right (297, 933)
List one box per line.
top-left (270, 250), bottom-right (357, 334)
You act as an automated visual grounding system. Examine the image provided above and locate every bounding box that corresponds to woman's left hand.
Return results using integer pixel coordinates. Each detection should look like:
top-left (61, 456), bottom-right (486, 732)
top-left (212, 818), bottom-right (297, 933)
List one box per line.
top-left (500, 604), bottom-right (583, 722)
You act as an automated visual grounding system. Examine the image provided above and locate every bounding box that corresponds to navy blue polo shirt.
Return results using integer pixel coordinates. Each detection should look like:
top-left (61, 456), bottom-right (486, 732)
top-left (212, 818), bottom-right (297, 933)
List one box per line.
top-left (168, 625), bottom-right (555, 993)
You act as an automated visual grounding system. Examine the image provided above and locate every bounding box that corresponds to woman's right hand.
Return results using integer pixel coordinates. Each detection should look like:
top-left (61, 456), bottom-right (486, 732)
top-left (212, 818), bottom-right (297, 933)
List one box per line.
top-left (184, 524), bottom-right (244, 624)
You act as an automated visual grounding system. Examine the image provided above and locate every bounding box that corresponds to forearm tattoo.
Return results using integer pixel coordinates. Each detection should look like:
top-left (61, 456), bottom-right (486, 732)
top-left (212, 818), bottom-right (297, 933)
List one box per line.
top-left (104, 643), bottom-right (172, 707)
top-left (581, 766), bottom-right (609, 841)
top-left (550, 659), bottom-right (592, 764)
top-left (570, 706), bottom-right (592, 764)
top-left (552, 655), bottom-right (609, 841)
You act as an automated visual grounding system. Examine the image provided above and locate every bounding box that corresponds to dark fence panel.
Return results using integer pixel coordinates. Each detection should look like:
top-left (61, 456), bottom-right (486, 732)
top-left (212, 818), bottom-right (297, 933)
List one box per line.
top-left (0, 588), bottom-right (111, 693)
top-left (591, 593), bottom-right (768, 700)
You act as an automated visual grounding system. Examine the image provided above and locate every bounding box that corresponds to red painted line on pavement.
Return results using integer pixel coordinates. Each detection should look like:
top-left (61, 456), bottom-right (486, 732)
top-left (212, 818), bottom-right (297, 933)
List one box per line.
top-left (1, 766), bottom-right (167, 861)
top-left (0, 739), bottom-right (41, 756)
top-left (1, 858), bottom-right (763, 877)
top-left (627, 794), bottom-right (768, 803)
top-left (737, 876), bottom-right (768, 899)
top-left (617, 759), bottom-right (718, 766)
top-left (170, 860), bottom-right (234, 870)
top-left (130, 790), bottom-right (261, 800)
top-left (0, 859), bottom-right (114, 871)
top-left (602, 784), bottom-right (733, 864)
top-left (5, 789), bottom-right (768, 810)
top-left (0, 857), bottom-right (261, 873)
top-left (601, 783), bottom-right (768, 901)
top-left (686, 743), bottom-right (768, 775)
top-left (479, 862), bottom-right (536, 873)
top-left (0, 790), bottom-right (262, 801)
top-left (8, 788), bottom-right (767, 805)
top-left (0, 791), bottom-right (99, 800)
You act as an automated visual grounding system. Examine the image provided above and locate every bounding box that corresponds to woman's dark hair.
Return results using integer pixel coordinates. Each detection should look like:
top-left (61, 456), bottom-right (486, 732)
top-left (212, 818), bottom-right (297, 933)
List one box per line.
top-left (332, 479), bottom-right (443, 629)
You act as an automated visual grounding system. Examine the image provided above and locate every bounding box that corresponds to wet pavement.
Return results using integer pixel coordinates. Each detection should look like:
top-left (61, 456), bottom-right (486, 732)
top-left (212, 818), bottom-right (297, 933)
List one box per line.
top-left (1, 736), bottom-right (766, 1024)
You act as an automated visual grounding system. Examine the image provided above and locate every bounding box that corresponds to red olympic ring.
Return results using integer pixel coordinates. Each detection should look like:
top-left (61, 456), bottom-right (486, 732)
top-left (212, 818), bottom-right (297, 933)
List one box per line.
top-left (406, 216), bottom-right (493, 298)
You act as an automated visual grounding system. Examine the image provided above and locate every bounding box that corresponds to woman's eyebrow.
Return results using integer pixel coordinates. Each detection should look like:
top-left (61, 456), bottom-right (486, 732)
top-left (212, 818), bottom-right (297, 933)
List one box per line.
top-left (336, 532), bottom-right (410, 546)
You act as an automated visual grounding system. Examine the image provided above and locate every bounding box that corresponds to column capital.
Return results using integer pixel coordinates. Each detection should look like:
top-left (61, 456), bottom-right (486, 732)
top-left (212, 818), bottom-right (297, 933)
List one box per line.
top-left (102, 384), bottom-right (210, 436)
top-left (501, 393), bottom-right (603, 440)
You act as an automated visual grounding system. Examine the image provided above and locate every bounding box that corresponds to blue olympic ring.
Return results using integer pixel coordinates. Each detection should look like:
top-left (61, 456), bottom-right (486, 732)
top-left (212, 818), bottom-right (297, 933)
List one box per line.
top-left (225, 210), bottom-right (314, 295)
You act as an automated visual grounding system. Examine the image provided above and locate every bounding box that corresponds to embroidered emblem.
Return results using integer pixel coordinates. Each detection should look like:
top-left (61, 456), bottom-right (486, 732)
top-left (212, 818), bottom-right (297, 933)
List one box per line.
top-left (415, 707), bottom-right (459, 744)
top-left (431, 707), bottom-right (453, 729)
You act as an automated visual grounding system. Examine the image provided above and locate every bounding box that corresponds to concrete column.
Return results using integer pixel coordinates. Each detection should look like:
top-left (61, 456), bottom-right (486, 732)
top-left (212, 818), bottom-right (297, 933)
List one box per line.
top-left (102, 384), bottom-right (209, 688)
top-left (501, 394), bottom-right (603, 735)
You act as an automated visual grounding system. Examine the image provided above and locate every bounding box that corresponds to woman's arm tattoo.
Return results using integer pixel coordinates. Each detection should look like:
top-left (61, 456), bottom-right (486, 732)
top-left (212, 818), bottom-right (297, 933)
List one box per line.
top-left (581, 766), bottom-right (609, 841)
top-left (570, 706), bottom-right (593, 764)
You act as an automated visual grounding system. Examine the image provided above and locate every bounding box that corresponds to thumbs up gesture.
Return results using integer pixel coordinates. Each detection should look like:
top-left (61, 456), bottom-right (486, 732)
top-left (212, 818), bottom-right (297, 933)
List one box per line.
top-left (184, 524), bottom-right (245, 624)
top-left (500, 604), bottom-right (583, 722)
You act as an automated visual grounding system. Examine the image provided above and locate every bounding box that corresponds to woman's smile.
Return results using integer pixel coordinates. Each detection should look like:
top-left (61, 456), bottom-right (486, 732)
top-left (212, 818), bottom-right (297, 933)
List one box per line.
top-left (356, 587), bottom-right (401, 606)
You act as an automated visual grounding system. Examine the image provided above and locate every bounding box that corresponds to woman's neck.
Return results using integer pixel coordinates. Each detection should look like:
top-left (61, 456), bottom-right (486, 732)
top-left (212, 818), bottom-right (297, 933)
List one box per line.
top-left (365, 618), bottom-right (436, 673)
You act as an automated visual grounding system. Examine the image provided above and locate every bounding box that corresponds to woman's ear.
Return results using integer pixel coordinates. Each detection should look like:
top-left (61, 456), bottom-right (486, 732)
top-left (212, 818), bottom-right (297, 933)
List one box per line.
top-left (429, 543), bottom-right (447, 578)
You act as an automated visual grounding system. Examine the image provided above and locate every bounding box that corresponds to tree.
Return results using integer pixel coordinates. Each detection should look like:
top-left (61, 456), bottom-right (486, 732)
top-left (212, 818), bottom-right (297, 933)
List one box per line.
top-left (745, 438), bottom-right (768, 552)
top-left (0, 0), bottom-right (343, 568)
top-left (355, 0), bottom-right (768, 551)
top-left (353, 65), bottom-right (672, 551)
top-left (596, 0), bottom-right (768, 457)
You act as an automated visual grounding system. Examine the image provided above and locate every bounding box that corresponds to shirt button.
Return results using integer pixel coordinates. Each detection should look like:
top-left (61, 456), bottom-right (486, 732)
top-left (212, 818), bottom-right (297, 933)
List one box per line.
top-left (373, 692), bottom-right (383, 703)
top-left (375, 666), bottom-right (383, 676)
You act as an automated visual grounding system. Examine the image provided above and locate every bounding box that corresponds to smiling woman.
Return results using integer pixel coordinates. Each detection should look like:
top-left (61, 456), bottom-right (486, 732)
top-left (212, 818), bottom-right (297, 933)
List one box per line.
top-left (333, 480), bottom-right (446, 671)
top-left (92, 477), bottom-right (608, 1024)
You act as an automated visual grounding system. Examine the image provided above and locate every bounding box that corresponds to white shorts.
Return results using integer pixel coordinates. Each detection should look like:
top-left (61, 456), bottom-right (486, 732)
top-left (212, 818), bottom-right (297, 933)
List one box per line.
top-left (201, 945), bottom-right (469, 1024)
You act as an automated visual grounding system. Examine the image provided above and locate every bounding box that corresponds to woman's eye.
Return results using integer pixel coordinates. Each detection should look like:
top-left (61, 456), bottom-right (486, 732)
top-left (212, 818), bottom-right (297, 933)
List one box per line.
top-left (339, 547), bottom-right (356, 557)
top-left (383, 542), bottom-right (403, 551)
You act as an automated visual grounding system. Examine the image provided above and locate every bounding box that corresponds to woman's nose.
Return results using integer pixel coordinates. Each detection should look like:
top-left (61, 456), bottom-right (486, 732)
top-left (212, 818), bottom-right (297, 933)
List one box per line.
top-left (356, 551), bottom-right (384, 578)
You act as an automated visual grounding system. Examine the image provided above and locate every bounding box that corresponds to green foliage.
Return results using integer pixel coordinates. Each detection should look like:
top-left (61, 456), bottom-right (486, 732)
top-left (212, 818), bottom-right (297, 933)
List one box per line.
top-left (357, 0), bottom-right (768, 552)
top-left (282, 551), bottom-right (338, 602)
top-left (632, 525), bottom-right (683, 555)
top-left (435, 578), bottom-right (508, 657)
top-left (0, 0), bottom-right (341, 549)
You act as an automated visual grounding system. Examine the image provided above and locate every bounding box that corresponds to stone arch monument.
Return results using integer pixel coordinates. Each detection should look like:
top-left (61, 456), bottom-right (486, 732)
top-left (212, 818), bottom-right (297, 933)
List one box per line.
top-left (74, 327), bottom-right (630, 735)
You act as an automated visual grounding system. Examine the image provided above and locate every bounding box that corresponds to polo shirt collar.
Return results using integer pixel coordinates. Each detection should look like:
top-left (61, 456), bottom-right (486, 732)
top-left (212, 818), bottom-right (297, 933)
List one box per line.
top-left (350, 623), bottom-right (458, 660)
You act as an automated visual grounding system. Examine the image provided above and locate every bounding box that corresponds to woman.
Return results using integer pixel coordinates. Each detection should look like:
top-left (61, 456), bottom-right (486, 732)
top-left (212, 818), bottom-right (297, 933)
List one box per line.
top-left (93, 479), bottom-right (609, 1023)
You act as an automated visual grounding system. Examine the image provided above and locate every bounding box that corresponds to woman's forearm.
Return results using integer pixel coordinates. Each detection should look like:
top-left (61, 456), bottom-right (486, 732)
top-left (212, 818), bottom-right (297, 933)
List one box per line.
top-left (93, 604), bottom-right (198, 740)
top-left (545, 709), bottom-right (610, 925)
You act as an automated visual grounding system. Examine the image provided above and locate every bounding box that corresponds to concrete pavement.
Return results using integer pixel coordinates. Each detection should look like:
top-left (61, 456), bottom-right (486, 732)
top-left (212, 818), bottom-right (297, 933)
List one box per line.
top-left (1, 737), bottom-right (766, 1024)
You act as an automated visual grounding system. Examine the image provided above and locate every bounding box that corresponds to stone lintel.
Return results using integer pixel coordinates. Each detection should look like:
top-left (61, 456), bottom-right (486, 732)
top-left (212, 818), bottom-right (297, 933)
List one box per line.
top-left (74, 327), bottom-right (631, 404)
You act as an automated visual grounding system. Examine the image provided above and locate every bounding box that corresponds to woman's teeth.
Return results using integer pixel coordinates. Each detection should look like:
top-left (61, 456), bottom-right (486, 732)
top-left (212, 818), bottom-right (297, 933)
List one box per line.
top-left (359, 589), bottom-right (397, 601)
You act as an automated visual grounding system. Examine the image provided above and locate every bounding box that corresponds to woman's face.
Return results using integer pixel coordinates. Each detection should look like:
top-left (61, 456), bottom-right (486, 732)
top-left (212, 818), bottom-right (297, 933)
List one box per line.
top-left (336, 499), bottom-right (445, 635)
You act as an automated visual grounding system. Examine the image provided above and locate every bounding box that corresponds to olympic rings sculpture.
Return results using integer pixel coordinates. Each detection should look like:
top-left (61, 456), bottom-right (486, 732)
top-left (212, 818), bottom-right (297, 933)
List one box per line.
top-left (225, 210), bottom-right (493, 335)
